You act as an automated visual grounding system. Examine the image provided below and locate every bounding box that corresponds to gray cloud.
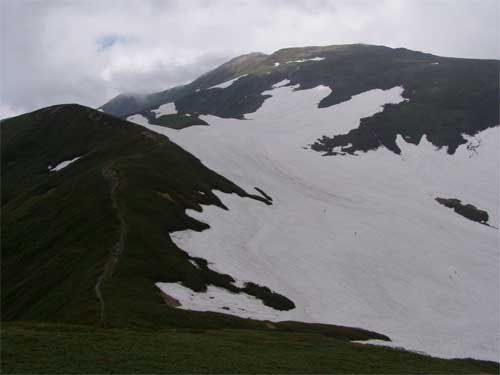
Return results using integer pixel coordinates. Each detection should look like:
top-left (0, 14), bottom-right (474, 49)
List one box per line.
top-left (1, 0), bottom-right (498, 118)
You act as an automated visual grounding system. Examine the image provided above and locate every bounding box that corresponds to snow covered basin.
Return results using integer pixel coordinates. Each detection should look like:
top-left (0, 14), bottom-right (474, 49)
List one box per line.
top-left (136, 84), bottom-right (499, 361)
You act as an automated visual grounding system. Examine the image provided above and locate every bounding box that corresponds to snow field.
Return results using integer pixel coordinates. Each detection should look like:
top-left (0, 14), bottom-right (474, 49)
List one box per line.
top-left (136, 83), bottom-right (498, 360)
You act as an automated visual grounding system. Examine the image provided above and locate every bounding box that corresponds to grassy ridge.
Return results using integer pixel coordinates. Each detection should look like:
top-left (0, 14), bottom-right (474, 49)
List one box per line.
top-left (0, 104), bottom-right (286, 328)
top-left (2, 322), bottom-right (498, 374)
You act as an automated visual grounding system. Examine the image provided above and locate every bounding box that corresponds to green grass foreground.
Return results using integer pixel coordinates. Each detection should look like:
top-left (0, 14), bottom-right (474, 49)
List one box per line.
top-left (2, 322), bottom-right (498, 374)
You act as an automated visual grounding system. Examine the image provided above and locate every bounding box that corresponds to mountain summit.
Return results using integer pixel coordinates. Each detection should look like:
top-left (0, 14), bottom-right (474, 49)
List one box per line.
top-left (101, 44), bottom-right (498, 155)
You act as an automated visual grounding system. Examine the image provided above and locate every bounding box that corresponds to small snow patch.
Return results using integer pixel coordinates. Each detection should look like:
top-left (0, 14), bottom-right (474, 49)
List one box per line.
top-left (286, 57), bottom-right (325, 64)
top-left (156, 282), bottom-right (284, 320)
top-left (208, 74), bottom-right (248, 89)
top-left (48, 156), bottom-right (82, 172)
top-left (232, 279), bottom-right (247, 288)
top-left (272, 79), bottom-right (291, 88)
top-left (127, 114), bottom-right (150, 126)
top-left (153, 102), bottom-right (177, 116)
top-left (273, 62), bottom-right (280, 67)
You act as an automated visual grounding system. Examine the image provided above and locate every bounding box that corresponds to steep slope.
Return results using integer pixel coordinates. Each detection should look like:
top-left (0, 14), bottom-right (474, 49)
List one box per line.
top-left (131, 81), bottom-right (499, 361)
top-left (102, 44), bottom-right (498, 155)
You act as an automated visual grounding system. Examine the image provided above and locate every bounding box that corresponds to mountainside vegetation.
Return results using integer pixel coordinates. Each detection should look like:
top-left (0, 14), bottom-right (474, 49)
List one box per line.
top-left (139, 111), bottom-right (209, 129)
top-left (3, 322), bottom-right (499, 374)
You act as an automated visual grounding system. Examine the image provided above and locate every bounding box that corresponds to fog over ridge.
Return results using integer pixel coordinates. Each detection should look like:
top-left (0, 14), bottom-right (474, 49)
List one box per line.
top-left (1, 0), bottom-right (498, 118)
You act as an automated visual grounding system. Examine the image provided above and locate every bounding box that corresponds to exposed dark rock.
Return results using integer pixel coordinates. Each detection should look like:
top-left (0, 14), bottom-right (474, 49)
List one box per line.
top-left (156, 114), bottom-right (207, 129)
top-left (254, 187), bottom-right (273, 202)
top-left (435, 197), bottom-right (489, 224)
top-left (242, 282), bottom-right (295, 311)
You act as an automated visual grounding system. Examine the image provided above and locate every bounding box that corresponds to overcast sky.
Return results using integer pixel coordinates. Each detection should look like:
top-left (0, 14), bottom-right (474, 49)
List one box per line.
top-left (1, 0), bottom-right (498, 118)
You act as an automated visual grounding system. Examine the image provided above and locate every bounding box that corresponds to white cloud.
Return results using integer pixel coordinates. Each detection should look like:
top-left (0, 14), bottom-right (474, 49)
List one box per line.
top-left (0, 102), bottom-right (22, 120)
top-left (1, 0), bottom-right (498, 115)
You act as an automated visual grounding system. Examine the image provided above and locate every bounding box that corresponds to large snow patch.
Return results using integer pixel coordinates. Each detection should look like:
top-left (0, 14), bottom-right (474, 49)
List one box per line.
top-left (133, 84), bottom-right (499, 361)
